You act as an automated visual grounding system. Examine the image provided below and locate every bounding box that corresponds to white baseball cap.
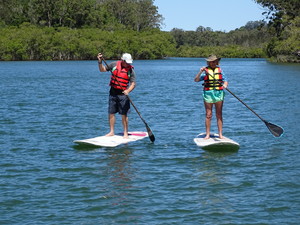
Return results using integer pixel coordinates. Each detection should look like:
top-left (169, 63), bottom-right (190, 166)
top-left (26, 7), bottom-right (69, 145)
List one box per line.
top-left (121, 53), bottom-right (133, 64)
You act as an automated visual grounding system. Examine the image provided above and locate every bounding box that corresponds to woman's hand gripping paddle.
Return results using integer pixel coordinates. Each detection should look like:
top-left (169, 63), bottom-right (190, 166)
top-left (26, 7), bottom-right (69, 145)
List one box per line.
top-left (101, 56), bottom-right (155, 142)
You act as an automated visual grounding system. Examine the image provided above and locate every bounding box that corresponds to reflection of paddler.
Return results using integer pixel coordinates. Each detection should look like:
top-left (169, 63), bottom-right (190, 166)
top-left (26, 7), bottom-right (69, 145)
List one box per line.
top-left (194, 55), bottom-right (228, 140)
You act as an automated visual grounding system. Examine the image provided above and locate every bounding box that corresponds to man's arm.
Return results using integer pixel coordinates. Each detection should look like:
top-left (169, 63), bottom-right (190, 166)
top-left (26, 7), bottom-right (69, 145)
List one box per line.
top-left (97, 53), bottom-right (107, 72)
top-left (123, 82), bottom-right (136, 95)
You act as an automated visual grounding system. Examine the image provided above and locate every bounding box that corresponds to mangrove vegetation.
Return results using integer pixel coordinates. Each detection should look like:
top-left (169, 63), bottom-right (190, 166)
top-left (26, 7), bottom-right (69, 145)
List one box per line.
top-left (0, 0), bottom-right (299, 62)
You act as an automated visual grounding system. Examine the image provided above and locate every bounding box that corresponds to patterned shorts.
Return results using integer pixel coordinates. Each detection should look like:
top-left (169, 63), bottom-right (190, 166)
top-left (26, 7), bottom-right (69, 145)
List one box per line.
top-left (203, 90), bottom-right (225, 103)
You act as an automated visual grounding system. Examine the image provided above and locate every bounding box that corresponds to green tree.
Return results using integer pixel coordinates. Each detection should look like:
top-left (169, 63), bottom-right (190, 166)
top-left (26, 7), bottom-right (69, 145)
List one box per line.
top-left (132, 0), bottom-right (163, 31)
top-left (254, 0), bottom-right (300, 62)
top-left (0, 0), bottom-right (30, 25)
top-left (100, 0), bottom-right (163, 31)
top-left (254, 0), bottom-right (300, 36)
top-left (27, 0), bottom-right (97, 28)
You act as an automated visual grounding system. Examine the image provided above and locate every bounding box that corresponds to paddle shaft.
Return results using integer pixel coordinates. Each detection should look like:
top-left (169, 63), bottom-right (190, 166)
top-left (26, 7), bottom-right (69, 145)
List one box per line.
top-left (101, 57), bottom-right (155, 142)
top-left (223, 86), bottom-right (266, 122)
top-left (205, 72), bottom-right (283, 137)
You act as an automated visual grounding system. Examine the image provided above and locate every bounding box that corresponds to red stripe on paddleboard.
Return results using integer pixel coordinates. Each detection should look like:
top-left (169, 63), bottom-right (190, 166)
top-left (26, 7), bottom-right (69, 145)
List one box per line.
top-left (129, 132), bottom-right (147, 136)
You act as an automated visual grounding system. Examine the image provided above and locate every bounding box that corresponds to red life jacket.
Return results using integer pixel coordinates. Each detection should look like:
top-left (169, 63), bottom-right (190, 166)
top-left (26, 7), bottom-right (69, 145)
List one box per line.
top-left (110, 61), bottom-right (133, 90)
top-left (203, 67), bottom-right (223, 90)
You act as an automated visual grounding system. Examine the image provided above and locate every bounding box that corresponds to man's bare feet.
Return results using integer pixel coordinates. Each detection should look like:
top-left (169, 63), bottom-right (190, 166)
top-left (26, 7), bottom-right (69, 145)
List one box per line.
top-left (218, 134), bottom-right (224, 139)
top-left (123, 133), bottom-right (129, 139)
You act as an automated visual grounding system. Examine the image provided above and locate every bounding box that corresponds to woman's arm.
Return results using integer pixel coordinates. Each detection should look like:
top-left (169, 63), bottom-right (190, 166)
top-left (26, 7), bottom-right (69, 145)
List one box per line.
top-left (194, 67), bottom-right (206, 82)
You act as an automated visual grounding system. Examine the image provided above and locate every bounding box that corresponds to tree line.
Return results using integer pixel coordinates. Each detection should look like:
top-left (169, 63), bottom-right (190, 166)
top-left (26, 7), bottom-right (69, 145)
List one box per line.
top-left (0, 24), bottom-right (176, 60)
top-left (0, 0), bottom-right (299, 62)
top-left (0, 0), bottom-right (163, 31)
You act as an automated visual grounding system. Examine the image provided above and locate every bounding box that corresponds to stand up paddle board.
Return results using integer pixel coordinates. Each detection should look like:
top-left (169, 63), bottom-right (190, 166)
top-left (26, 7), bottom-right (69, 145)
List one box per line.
top-left (74, 131), bottom-right (148, 147)
top-left (194, 133), bottom-right (239, 151)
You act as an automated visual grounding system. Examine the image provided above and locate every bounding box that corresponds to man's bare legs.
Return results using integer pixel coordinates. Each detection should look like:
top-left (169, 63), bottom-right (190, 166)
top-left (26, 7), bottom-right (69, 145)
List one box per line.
top-left (106, 114), bottom-right (129, 138)
top-left (106, 114), bottom-right (115, 136)
top-left (122, 114), bottom-right (129, 138)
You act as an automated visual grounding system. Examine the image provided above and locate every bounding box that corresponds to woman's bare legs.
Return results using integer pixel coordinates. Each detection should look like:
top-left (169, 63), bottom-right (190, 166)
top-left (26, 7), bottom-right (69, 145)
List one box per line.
top-left (204, 101), bottom-right (213, 139)
top-left (215, 101), bottom-right (224, 139)
top-left (204, 100), bottom-right (224, 139)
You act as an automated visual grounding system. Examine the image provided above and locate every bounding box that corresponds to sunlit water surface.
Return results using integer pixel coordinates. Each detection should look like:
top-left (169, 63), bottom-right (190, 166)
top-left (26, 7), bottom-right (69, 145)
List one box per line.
top-left (1, 58), bottom-right (299, 224)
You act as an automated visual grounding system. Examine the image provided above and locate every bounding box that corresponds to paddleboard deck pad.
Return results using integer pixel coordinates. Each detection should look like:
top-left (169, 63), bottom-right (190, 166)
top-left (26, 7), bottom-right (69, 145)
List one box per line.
top-left (74, 131), bottom-right (148, 147)
top-left (194, 133), bottom-right (239, 151)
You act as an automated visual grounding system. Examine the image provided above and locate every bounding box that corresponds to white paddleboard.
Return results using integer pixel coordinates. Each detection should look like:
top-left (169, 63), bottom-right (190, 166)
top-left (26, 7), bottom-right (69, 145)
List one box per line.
top-left (74, 131), bottom-right (148, 147)
top-left (194, 133), bottom-right (239, 151)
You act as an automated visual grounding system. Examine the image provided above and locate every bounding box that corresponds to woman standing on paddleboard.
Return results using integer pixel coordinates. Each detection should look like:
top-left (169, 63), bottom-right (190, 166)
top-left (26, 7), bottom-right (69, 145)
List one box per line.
top-left (194, 55), bottom-right (228, 139)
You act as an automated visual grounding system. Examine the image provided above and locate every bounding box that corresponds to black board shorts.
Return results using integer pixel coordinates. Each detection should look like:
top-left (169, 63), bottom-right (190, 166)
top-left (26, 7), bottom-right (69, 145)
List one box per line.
top-left (108, 94), bottom-right (130, 115)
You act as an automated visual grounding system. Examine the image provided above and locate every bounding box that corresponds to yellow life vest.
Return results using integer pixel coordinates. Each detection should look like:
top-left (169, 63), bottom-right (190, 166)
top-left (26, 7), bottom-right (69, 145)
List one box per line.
top-left (203, 67), bottom-right (223, 90)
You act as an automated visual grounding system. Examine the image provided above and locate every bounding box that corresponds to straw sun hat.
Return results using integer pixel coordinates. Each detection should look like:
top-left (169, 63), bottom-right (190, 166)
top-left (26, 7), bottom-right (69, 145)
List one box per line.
top-left (206, 55), bottom-right (221, 62)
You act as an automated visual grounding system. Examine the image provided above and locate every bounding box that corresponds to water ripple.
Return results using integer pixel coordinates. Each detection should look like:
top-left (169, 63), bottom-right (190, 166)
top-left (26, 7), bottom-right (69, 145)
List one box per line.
top-left (1, 59), bottom-right (299, 224)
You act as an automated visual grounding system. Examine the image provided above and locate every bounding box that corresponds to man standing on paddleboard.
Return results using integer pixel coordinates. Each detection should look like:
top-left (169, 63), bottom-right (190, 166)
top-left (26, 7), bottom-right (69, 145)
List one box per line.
top-left (194, 55), bottom-right (228, 139)
top-left (97, 53), bottom-right (136, 139)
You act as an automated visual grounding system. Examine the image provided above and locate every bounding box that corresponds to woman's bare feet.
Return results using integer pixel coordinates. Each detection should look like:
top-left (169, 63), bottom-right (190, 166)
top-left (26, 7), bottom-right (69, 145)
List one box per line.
top-left (204, 134), bottom-right (210, 139)
top-left (105, 132), bottom-right (114, 137)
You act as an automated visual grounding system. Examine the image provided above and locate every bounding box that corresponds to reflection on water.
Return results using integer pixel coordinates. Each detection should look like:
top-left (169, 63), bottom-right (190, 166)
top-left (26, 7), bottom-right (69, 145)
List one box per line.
top-left (202, 150), bottom-right (239, 159)
top-left (104, 148), bottom-right (135, 206)
top-left (194, 151), bottom-right (239, 214)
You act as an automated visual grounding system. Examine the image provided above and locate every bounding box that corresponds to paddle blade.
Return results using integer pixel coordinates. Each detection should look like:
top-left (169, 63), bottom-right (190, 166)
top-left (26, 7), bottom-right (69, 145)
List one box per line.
top-left (264, 121), bottom-right (284, 137)
top-left (146, 125), bottom-right (155, 142)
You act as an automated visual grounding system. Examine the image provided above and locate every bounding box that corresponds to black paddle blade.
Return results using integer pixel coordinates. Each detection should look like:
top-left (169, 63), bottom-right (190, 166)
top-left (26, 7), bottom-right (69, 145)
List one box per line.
top-left (264, 121), bottom-right (284, 137)
top-left (146, 125), bottom-right (155, 142)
